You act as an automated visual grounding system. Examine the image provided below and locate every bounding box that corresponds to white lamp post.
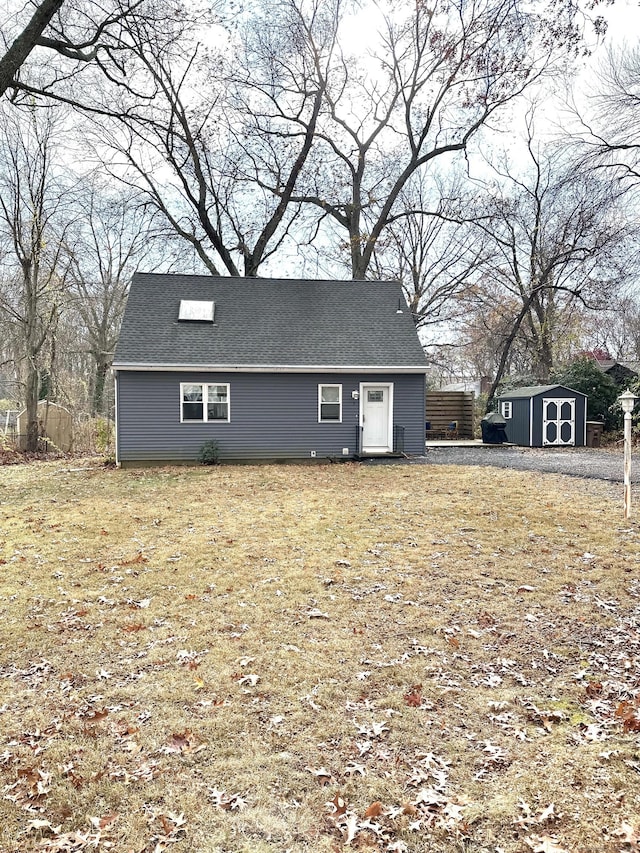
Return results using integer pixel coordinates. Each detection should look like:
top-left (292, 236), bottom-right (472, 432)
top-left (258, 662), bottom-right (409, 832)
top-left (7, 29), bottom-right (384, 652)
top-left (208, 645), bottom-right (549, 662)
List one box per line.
top-left (619, 388), bottom-right (638, 520)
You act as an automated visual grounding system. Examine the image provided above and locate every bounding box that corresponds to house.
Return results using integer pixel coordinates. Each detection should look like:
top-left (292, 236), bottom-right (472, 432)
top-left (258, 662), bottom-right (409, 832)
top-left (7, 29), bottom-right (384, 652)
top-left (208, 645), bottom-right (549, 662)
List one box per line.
top-left (113, 273), bottom-right (429, 465)
top-left (497, 385), bottom-right (587, 447)
top-left (580, 349), bottom-right (639, 388)
top-left (596, 359), bottom-right (639, 388)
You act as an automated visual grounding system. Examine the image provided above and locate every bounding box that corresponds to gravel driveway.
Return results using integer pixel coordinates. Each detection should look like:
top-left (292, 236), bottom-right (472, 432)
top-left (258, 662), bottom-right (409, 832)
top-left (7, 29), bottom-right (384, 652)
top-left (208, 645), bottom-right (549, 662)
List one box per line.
top-left (368, 444), bottom-right (630, 482)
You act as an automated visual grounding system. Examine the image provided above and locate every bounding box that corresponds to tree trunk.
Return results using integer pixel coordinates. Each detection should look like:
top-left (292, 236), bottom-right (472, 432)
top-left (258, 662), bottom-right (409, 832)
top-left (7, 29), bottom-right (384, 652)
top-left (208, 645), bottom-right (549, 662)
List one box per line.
top-left (24, 360), bottom-right (40, 451)
top-left (485, 295), bottom-right (536, 412)
top-left (0, 0), bottom-right (64, 96)
top-left (92, 356), bottom-right (109, 416)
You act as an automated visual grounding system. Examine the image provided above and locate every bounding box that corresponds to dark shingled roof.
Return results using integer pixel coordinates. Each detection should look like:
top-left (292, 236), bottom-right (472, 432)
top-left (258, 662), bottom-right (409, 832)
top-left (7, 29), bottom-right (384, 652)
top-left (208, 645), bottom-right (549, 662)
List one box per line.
top-left (114, 273), bottom-right (428, 370)
top-left (499, 384), bottom-right (586, 399)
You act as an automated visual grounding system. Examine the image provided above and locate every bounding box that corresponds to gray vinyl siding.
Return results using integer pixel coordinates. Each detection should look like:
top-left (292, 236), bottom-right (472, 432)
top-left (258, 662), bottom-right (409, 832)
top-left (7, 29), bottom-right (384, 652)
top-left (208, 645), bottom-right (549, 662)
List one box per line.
top-left (502, 398), bottom-right (532, 447)
top-left (116, 371), bottom-right (426, 462)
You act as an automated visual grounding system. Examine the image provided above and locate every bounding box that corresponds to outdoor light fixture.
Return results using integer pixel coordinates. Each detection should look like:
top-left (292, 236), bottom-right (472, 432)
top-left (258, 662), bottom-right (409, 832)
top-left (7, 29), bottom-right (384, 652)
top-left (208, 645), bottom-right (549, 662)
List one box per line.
top-left (619, 388), bottom-right (638, 520)
top-left (620, 388), bottom-right (637, 415)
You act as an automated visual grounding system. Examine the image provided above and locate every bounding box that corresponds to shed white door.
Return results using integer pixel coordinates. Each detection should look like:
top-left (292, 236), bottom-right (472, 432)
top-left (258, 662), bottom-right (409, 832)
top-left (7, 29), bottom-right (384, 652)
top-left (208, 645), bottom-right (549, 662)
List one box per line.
top-left (543, 398), bottom-right (575, 446)
top-left (361, 384), bottom-right (393, 452)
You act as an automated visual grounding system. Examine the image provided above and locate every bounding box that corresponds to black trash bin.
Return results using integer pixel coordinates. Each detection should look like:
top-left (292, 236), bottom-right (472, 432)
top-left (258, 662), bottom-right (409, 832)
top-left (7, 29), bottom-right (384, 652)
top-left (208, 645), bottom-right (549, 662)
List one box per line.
top-left (481, 412), bottom-right (508, 444)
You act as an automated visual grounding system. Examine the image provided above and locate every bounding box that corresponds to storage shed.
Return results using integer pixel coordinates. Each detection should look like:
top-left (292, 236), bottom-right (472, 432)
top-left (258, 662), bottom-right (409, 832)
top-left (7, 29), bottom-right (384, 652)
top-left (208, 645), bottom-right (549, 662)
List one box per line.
top-left (497, 385), bottom-right (587, 447)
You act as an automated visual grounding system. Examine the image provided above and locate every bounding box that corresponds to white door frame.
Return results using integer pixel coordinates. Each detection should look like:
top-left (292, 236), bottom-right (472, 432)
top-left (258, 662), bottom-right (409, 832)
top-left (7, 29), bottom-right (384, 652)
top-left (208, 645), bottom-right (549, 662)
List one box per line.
top-left (542, 397), bottom-right (575, 446)
top-left (360, 382), bottom-right (394, 453)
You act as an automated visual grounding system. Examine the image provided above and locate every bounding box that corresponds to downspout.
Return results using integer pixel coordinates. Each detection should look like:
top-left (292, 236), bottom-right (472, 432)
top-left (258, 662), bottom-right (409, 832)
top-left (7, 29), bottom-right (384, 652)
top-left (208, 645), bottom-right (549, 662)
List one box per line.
top-left (113, 370), bottom-right (120, 467)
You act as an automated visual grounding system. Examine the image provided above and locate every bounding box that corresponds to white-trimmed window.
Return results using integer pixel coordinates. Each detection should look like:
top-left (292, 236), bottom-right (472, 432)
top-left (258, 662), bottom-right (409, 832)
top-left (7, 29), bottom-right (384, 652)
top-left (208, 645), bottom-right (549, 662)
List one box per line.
top-left (501, 401), bottom-right (512, 419)
top-left (319, 384), bottom-right (342, 422)
top-left (181, 383), bottom-right (230, 422)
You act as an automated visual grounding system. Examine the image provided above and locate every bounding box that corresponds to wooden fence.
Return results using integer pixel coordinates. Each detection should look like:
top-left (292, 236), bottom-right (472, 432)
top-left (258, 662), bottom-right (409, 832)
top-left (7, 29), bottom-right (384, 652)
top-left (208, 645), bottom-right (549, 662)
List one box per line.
top-left (426, 391), bottom-right (475, 439)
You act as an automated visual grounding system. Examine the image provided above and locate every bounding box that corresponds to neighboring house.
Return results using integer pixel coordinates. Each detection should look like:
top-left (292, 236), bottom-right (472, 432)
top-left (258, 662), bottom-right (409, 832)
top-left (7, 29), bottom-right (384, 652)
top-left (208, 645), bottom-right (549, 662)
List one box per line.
top-left (498, 384), bottom-right (587, 447)
top-left (113, 273), bottom-right (429, 465)
top-left (439, 377), bottom-right (492, 396)
top-left (597, 359), bottom-right (639, 388)
top-left (581, 350), bottom-right (640, 388)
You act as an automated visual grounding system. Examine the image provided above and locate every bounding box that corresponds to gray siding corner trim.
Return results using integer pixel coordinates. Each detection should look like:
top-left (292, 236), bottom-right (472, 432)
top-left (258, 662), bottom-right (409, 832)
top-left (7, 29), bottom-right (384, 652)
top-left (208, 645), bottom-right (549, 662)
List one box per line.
top-left (113, 363), bottom-right (429, 374)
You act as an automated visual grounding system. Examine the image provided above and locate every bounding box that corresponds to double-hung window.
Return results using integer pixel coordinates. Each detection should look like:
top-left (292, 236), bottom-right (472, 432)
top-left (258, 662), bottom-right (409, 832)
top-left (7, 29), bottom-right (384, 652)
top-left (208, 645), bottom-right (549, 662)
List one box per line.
top-left (319, 384), bottom-right (342, 422)
top-left (181, 383), bottom-right (230, 422)
top-left (501, 401), bottom-right (512, 420)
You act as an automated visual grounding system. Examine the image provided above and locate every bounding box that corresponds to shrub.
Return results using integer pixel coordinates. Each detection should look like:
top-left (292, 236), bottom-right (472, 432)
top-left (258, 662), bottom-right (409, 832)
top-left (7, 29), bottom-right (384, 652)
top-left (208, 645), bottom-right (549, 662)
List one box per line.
top-left (198, 440), bottom-right (220, 465)
top-left (552, 358), bottom-right (620, 430)
top-left (95, 418), bottom-right (114, 454)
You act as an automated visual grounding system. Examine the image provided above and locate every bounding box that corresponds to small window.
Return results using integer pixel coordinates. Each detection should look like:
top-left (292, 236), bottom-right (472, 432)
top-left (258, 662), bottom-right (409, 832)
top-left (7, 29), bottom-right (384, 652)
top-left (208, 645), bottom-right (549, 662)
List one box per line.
top-left (501, 401), bottom-right (512, 419)
top-left (319, 384), bottom-right (342, 422)
top-left (206, 384), bottom-right (229, 421)
top-left (181, 382), bottom-right (230, 422)
top-left (182, 383), bottom-right (204, 420)
top-left (368, 390), bottom-right (384, 403)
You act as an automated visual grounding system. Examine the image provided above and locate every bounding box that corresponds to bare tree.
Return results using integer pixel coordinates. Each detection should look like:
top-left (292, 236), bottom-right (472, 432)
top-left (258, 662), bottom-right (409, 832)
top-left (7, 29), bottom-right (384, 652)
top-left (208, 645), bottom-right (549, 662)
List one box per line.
top-left (66, 185), bottom-right (159, 414)
top-left (72, 0), bottom-right (338, 277)
top-left (60, 0), bottom-right (592, 280)
top-left (275, 0), bottom-right (589, 279)
top-left (571, 44), bottom-right (640, 184)
top-left (0, 107), bottom-right (72, 450)
top-left (0, 0), bottom-right (162, 99)
top-left (463, 118), bottom-right (635, 408)
top-left (368, 173), bottom-right (486, 330)
top-left (0, 0), bottom-right (64, 97)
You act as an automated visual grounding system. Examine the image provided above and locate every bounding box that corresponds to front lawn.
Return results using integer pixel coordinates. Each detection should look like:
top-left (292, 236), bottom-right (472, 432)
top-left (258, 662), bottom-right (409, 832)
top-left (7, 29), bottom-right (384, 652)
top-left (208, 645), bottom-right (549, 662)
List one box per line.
top-left (0, 460), bottom-right (639, 852)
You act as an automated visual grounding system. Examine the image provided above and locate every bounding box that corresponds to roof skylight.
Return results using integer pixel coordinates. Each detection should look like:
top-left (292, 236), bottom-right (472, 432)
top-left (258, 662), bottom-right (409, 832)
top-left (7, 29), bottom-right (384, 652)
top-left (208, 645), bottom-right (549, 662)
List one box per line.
top-left (178, 300), bottom-right (215, 322)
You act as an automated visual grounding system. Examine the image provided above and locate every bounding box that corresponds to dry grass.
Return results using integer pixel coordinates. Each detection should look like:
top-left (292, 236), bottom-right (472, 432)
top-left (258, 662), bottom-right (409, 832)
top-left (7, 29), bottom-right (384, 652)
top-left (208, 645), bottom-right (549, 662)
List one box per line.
top-left (0, 459), bottom-right (639, 853)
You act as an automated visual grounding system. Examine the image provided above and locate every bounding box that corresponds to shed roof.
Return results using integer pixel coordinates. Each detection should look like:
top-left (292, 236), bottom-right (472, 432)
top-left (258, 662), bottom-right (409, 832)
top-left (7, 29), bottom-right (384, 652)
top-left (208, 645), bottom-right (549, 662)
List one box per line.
top-left (114, 273), bottom-right (428, 372)
top-left (499, 384), bottom-right (586, 399)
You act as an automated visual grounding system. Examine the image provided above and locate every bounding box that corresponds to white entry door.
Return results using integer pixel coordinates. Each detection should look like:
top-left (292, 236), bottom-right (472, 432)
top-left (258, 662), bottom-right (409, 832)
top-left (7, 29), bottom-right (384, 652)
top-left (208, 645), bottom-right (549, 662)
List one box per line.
top-left (361, 384), bottom-right (393, 452)
top-left (543, 398), bottom-right (575, 446)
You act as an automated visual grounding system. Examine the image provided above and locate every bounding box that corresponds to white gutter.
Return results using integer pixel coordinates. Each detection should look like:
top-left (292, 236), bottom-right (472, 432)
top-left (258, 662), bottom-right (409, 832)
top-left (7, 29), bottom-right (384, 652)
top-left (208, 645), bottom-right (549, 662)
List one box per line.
top-left (112, 363), bottom-right (429, 374)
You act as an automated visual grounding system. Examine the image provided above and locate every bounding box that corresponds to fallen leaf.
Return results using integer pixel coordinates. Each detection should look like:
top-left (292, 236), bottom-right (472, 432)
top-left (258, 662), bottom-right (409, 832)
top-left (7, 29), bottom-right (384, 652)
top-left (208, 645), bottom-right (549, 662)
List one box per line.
top-left (306, 765), bottom-right (332, 783)
top-left (26, 819), bottom-right (56, 834)
top-left (364, 801), bottom-right (384, 818)
top-left (525, 835), bottom-right (570, 853)
top-left (404, 685), bottom-right (423, 707)
top-left (615, 820), bottom-right (640, 848)
top-left (120, 552), bottom-right (148, 566)
top-left (343, 812), bottom-right (358, 844)
top-left (330, 792), bottom-right (347, 817)
top-left (307, 608), bottom-right (329, 619)
top-left (90, 812), bottom-right (118, 830)
top-left (122, 623), bottom-right (146, 633)
top-left (538, 803), bottom-right (556, 824)
top-left (616, 700), bottom-right (640, 733)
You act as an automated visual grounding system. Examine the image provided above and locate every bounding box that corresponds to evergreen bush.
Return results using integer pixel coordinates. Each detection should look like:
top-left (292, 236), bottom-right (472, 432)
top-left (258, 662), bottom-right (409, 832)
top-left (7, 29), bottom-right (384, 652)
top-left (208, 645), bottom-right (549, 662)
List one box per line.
top-left (198, 440), bottom-right (220, 465)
